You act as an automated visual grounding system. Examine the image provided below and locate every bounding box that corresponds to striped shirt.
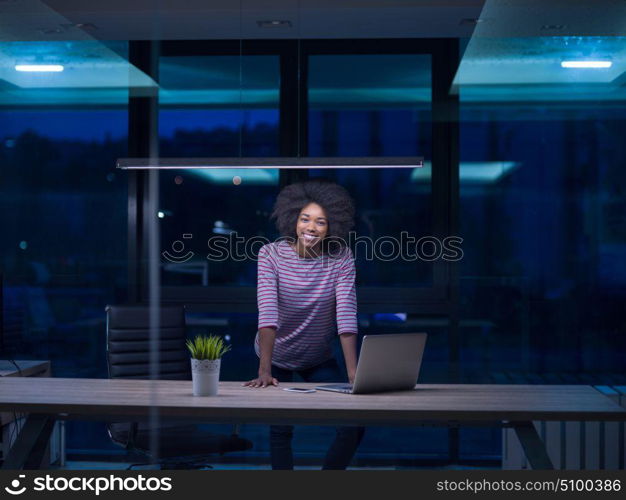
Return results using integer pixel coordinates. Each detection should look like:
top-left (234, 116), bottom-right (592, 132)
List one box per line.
top-left (255, 240), bottom-right (358, 370)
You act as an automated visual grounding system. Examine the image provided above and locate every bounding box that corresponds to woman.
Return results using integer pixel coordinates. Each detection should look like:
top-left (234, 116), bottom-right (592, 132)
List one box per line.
top-left (244, 179), bottom-right (364, 470)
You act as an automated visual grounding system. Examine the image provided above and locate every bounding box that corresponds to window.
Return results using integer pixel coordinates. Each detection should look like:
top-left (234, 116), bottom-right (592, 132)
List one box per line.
top-left (158, 54), bottom-right (281, 287)
top-left (308, 54), bottom-right (434, 287)
top-left (456, 34), bottom-right (626, 461)
top-left (459, 104), bottom-right (626, 380)
top-left (0, 40), bottom-right (131, 456)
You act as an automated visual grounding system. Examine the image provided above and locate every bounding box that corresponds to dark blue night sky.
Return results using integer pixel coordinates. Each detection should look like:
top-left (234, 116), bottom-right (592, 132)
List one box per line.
top-left (0, 109), bottom-right (278, 141)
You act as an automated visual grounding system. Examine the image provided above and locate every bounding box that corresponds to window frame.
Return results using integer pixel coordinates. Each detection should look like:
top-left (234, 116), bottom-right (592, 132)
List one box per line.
top-left (129, 39), bottom-right (459, 315)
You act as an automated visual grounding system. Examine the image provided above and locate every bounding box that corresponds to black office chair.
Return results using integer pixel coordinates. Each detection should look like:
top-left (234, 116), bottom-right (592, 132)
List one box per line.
top-left (105, 304), bottom-right (252, 469)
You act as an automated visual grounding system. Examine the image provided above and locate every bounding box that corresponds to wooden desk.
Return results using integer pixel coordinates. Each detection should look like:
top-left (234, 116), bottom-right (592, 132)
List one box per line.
top-left (1, 361), bottom-right (51, 426)
top-left (0, 361), bottom-right (52, 467)
top-left (0, 378), bottom-right (624, 470)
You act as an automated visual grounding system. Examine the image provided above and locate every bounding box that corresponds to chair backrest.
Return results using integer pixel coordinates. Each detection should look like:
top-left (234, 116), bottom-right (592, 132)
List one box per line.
top-left (106, 305), bottom-right (190, 380)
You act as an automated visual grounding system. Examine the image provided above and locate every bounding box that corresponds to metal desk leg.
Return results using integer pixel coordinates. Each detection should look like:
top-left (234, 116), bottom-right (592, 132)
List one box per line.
top-left (2, 414), bottom-right (55, 470)
top-left (59, 420), bottom-right (66, 467)
top-left (512, 421), bottom-right (554, 470)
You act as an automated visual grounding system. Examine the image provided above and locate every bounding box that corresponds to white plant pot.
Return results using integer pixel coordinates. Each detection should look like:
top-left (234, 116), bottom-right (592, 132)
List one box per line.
top-left (191, 358), bottom-right (221, 396)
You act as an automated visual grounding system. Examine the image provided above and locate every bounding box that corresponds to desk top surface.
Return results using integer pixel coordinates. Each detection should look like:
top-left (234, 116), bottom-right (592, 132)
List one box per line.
top-left (0, 378), bottom-right (624, 425)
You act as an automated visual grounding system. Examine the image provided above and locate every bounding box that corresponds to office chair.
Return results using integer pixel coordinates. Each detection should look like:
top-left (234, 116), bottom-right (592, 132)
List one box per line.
top-left (105, 304), bottom-right (252, 469)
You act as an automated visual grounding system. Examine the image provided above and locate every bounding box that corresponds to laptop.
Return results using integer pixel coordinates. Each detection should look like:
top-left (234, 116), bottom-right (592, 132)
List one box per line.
top-left (316, 333), bottom-right (427, 394)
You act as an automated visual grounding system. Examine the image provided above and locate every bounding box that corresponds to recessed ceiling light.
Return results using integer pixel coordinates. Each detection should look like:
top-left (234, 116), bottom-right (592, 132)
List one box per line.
top-left (561, 60), bottom-right (612, 69)
top-left (37, 28), bottom-right (65, 35)
top-left (460, 18), bottom-right (485, 26)
top-left (60, 22), bottom-right (98, 30)
top-left (541, 24), bottom-right (565, 31)
top-left (257, 20), bottom-right (292, 28)
top-left (15, 64), bottom-right (64, 72)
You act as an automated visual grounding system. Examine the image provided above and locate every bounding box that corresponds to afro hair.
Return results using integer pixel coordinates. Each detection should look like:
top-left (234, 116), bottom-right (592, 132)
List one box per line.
top-left (271, 179), bottom-right (355, 252)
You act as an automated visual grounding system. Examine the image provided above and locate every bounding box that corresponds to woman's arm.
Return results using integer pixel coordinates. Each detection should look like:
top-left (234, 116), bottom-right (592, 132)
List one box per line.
top-left (256, 327), bottom-right (279, 386)
top-left (245, 245), bottom-right (280, 388)
top-left (339, 332), bottom-right (358, 383)
top-left (336, 248), bottom-right (359, 383)
top-left (244, 327), bottom-right (278, 387)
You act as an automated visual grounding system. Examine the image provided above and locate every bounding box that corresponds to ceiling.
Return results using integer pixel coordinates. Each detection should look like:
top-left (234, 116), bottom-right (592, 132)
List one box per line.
top-left (2, 0), bottom-right (485, 41)
top-left (2, 1), bottom-right (626, 107)
top-left (0, 0), bottom-right (624, 42)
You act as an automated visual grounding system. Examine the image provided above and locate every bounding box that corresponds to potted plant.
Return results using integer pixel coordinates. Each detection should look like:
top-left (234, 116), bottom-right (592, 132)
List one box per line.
top-left (186, 335), bottom-right (231, 396)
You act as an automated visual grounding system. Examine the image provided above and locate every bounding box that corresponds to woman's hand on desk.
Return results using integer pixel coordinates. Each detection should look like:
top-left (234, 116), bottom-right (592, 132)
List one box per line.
top-left (243, 372), bottom-right (278, 388)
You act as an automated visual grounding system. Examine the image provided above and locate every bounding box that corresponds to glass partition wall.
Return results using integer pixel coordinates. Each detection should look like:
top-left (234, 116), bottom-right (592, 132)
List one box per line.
top-left (133, 40), bottom-right (455, 467)
top-left (4, 32), bottom-right (625, 468)
top-left (133, 36), bottom-right (626, 466)
top-left (0, 41), bottom-right (130, 455)
top-left (455, 36), bottom-right (626, 460)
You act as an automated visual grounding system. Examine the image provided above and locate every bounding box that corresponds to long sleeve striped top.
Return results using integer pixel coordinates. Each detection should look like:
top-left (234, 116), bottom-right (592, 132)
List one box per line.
top-left (255, 240), bottom-right (358, 370)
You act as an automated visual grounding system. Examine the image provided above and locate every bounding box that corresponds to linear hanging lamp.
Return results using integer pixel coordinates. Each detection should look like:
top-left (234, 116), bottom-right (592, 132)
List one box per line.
top-left (116, 157), bottom-right (424, 170)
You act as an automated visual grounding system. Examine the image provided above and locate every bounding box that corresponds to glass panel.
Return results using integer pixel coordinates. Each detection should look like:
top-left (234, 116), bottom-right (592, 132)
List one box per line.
top-left (0, 41), bottom-right (129, 456)
top-left (460, 105), bottom-right (626, 381)
top-left (158, 55), bottom-right (280, 286)
top-left (159, 55), bottom-right (279, 156)
top-left (0, 117), bottom-right (128, 371)
top-left (458, 36), bottom-right (626, 459)
top-left (308, 55), bottom-right (433, 286)
top-left (0, 41), bottom-right (139, 107)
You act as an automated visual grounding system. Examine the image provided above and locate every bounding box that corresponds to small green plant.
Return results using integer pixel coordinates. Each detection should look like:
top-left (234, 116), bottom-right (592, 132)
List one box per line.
top-left (186, 335), bottom-right (231, 360)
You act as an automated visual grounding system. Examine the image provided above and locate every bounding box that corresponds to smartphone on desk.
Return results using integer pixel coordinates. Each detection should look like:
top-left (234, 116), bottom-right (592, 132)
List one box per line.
top-left (282, 387), bottom-right (316, 393)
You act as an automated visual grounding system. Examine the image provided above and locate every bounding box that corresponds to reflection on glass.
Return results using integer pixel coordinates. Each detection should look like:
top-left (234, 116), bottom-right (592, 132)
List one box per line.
top-left (0, 106), bottom-right (128, 456)
top-left (308, 54), bottom-right (433, 286)
top-left (459, 103), bottom-right (626, 382)
top-left (158, 55), bottom-right (281, 287)
top-left (159, 55), bottom-right (279, 157)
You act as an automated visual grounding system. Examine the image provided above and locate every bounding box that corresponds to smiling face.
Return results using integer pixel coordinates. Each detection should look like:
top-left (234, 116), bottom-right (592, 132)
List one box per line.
top-left (295, 202), bottom-right (328, 256)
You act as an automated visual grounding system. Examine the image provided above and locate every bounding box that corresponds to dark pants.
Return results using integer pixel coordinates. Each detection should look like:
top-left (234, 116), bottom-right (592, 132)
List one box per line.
top-left (270, 358), bottom-right (365, 470)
